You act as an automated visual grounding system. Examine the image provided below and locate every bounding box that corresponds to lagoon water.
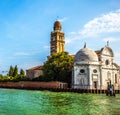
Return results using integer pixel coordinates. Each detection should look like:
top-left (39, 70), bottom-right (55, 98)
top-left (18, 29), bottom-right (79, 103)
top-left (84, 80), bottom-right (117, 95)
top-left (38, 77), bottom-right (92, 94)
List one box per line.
top-left (0, 88), bottom-right (120, 115)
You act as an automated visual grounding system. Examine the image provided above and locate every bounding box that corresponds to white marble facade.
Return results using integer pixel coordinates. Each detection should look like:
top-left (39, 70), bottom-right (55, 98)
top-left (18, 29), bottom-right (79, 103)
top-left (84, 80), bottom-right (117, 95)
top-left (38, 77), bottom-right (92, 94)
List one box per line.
top-left (72, 43), bottom-right (120, 90)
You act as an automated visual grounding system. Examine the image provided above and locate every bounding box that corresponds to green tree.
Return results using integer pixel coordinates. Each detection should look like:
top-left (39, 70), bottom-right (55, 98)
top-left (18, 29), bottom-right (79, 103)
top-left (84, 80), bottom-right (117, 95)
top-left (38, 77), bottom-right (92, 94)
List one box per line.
top-left (0, 65), bottom-right (27, 82)
top-left (43, 52), bottom-right (73, 86)
top-left (20, 69), bottom-right (25, 76)
top-left (13, 65), bottom-right (18, 77)
top-left (8, 65), bottom-right (14, 76)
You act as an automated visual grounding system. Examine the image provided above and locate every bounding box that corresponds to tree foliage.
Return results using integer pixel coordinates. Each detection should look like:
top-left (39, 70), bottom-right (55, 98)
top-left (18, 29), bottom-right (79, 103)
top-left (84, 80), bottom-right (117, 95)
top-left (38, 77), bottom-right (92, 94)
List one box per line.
top-left (8, 66), bottom-right (14, 76)
top-left (13, 65), bottom-right (18, 77)
top-left (43, 52), bottom-right (73, 85)
top-left (0, 65), bottom-right (26, 82)
top-left (20, 69), bottom-right (25, 76)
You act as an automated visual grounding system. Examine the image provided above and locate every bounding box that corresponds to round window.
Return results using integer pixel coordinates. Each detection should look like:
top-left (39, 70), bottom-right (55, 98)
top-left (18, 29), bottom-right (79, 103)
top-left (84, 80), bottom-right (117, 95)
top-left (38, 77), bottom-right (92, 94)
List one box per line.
top-left (80, 69), bottom-right (85, 73)
top-left (93, 69), bottom-right (97, 73)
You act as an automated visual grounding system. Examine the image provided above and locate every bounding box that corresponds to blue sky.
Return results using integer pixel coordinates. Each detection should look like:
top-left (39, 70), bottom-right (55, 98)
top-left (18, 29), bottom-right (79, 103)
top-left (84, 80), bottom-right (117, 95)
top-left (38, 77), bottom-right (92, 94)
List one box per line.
top-left (0, 0), bottom-right (120, 74)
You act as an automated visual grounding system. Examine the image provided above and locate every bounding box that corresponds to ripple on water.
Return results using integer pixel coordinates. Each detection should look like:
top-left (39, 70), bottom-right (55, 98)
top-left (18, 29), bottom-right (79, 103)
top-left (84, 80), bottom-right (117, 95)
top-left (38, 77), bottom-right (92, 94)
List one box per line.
top-left (0, 89), bottom-right (120, 115)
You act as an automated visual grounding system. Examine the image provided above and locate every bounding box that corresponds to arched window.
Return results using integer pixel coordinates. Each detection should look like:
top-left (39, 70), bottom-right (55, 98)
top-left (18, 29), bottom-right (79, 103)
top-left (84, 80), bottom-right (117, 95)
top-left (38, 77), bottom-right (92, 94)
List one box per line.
top-left (107, 71), bottom-right (111, 80)
top-left (105, 60), bottom-right (109, 65)
top-left (115, 74), bottom-right (117, 83)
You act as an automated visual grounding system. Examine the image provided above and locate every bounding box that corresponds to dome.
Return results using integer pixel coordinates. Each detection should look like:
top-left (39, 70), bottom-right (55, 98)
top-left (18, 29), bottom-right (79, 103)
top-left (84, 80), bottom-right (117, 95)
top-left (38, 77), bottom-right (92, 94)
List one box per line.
top-left (54, 20), bottom-right (62, 31)
top-left (101, 45), bottom-right (114, 57)
top-left (74, 44), bottom-right (98, 63)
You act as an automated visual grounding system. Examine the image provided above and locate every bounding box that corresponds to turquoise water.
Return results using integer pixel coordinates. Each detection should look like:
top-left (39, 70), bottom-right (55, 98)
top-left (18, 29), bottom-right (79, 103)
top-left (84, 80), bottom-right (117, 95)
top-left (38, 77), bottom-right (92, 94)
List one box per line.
top-left (0, 88), bottom-right (120, 115)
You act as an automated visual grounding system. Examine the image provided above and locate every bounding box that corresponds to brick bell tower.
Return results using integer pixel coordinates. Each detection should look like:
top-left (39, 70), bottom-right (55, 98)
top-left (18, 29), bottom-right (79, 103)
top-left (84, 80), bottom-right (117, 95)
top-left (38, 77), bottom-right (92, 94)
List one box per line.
top-left (50, 20), bottom-right (65, 55)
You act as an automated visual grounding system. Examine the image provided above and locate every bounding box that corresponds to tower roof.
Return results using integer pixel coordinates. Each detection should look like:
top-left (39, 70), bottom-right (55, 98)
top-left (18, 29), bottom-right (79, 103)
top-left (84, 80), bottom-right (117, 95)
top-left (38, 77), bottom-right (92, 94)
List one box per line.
top-left (100, 45), bottom-right (114, 57)
top-left (54, 20), bottom-right (62, 31)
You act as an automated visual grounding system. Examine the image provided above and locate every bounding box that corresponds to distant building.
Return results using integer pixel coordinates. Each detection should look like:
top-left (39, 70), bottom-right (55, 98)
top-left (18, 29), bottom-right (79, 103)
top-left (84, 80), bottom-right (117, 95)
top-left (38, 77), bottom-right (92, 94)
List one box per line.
top-left (72, 43), bottom-right (120, 90)
top-left (26, 66), bottom-right (43, 79)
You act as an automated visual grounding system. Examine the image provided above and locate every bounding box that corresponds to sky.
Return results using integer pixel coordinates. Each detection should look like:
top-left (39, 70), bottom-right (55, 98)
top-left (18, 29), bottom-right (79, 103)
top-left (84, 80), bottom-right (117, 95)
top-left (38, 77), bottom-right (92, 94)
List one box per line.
top-left (0, 0), bottom-right (120, 74)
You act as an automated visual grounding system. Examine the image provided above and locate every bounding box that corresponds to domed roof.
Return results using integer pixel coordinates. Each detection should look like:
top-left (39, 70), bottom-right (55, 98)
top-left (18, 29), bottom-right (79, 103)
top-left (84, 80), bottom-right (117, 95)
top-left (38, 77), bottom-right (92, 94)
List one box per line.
top-left (100, 43), bottom-right (114, 57)
top-left (74, 44), bottom-right (98, 63)
top-left (54, 20), bottom-right (62, 31)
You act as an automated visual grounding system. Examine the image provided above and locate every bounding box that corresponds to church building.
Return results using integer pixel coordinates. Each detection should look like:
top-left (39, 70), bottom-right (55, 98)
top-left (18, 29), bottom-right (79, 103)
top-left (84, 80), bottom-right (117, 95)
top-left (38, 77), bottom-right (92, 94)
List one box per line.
top-left (26, 20), bottom-right (120, 90)
top-left (72, 43), bottom-right (120, 90)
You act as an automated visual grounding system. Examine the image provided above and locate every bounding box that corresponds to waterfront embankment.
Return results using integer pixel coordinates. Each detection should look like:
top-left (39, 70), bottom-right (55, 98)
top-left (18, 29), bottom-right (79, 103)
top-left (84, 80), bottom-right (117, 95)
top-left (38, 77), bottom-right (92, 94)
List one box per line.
top-left (0, 81), bottom-right (120, 94)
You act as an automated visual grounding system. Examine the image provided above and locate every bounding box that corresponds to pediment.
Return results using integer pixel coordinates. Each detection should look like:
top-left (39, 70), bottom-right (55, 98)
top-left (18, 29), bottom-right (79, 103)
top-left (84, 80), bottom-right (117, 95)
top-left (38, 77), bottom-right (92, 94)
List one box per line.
top-left (101, 46), bottom-right (114, 57)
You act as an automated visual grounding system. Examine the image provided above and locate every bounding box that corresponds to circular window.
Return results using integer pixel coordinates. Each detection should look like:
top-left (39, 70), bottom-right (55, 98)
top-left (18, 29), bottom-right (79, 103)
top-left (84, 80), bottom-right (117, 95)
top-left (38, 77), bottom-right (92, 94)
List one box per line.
top-left (80, 69), bottom-right (85, 73)
top-left (93, 69), bottom-right (97, 73)
top-left (105, 60), bottom-right (109, 65)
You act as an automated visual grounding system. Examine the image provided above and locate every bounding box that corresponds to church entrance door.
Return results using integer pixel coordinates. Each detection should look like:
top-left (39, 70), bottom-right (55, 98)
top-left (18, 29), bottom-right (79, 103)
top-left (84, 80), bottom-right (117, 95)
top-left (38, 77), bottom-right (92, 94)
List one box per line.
top-left (93, 81), bottom-right (97, 89)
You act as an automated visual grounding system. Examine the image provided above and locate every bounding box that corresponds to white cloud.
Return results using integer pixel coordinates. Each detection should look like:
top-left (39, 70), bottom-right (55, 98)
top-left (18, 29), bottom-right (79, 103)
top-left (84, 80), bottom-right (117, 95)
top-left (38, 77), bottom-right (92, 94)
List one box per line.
top-left (103, 37), bottom-right (120, 42)
top-left (68, 32), bottom-right (78, 35)
top-left (65, 36), bottom-right (80, 44)
top-left (80, 9), bottom-right (120, 37)
top-left (58, 17), bottom-right (68, 22)
top-left (43, 45), bottom-right (50, 50)
top-left (65, 31), bottom-right (81, 44)
top-left (115, 52), bottom-right (120, 58)
top-left (19, 61), bottom-right (43, 70)
top-left (114, 51), bottom-right (120, 65)
top-left (14, 52), bottom-right (30, 56)
top-left (66, 9), bottom-right (120, 45)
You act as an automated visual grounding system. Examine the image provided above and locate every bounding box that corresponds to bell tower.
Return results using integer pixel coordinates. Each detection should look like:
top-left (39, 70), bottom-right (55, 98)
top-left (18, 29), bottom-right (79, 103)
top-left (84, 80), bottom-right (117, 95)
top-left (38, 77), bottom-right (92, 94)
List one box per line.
top-left (50, 20), bottom-right (65, 55)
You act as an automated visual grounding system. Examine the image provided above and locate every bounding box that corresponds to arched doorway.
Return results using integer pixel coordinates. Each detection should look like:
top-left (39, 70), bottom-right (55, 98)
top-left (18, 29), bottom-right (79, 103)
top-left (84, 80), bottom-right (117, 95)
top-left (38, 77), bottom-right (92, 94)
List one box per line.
top-left (107, 71), bottom-right (111, 89)
top-left (107, 71), bottom-right (111, 82)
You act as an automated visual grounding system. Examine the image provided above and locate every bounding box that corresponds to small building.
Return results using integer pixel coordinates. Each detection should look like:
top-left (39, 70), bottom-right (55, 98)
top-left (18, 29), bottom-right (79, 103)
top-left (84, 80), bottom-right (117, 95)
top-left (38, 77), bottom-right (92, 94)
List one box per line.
top-left (72, 43), bottom-right (120, 90)
top-left (26, 66), bottom-right (43, 79)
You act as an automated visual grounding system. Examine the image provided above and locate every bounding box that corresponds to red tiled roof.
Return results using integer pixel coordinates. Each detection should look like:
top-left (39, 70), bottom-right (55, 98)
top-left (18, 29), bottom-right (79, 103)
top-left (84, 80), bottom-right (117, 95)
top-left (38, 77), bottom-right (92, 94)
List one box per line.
top-left (26, 66), bottom-right (43, 71)
top-left (95, 50), bottom-right (101, 55)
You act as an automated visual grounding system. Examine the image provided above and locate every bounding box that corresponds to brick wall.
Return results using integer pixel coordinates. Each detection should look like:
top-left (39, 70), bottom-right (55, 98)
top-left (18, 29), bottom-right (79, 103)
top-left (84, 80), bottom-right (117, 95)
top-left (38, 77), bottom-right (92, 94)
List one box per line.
top-left (0, 81), bottom-right (67, 89)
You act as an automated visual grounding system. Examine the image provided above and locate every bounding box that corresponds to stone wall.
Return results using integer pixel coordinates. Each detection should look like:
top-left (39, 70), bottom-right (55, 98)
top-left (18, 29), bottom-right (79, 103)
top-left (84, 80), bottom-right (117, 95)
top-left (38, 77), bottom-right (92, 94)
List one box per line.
top-left (0, 81), bottom-right (120, 94)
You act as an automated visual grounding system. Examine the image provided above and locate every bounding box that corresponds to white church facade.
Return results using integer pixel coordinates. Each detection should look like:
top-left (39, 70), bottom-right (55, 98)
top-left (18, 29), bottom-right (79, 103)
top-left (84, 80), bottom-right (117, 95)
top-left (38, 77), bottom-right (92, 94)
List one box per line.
top-left (72, 43), bottom-right (120, 90)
